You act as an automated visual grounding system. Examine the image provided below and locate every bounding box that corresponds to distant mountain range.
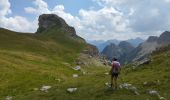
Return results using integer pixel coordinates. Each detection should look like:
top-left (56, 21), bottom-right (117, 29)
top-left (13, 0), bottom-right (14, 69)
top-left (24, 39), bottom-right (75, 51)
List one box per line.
top-left (100, 31), bottom-right (170, 64)
top-left (101, 41), bottom-right (135, 63)
top-left (88, 38), bottom-right (144, 52)
top-left (126, 31), bottom-right (170, 63)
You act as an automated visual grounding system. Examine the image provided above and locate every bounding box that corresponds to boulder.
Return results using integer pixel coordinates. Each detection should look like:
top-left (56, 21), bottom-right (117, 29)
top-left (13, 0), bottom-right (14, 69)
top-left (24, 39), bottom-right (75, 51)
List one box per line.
top-left (40, 85), bottom-right (52, 92)
top-left (159, 97), bottom-right (167, 100)
top-left (143, 81), bottom-right (148, 85)
top-left (83, 71), bottom-right (86, 75)
top-left (104, 72), bottom-right (109, 75)
top-left (105, 82), bottom-right (111, 87)
top-left (119, 83), bottom-right (140, 95)
top-left (55, 78), bottom-right (61, 82)
top-left (67, 88), bottom-right (77, 93)
top-left (6, 96), bottom-right (12, 100)
top-left (73, 66), bottom-right (81, 71)
top-left (73, 74), bottom-right (78, 78)
top-left (149, 90), bottom-right (159, 95)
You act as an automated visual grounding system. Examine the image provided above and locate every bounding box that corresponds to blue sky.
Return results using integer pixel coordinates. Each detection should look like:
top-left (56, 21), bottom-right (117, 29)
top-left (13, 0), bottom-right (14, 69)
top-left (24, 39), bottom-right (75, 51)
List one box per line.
top-left (9, 0), bottom-right (100, 20)
top-left (1, 0), bottom-right (170, 41)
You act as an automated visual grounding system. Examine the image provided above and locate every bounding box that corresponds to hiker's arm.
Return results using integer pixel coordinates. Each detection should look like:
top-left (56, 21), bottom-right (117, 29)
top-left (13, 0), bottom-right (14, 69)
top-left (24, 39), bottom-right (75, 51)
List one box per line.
top-left (109, 67), bottom-right (113, 75)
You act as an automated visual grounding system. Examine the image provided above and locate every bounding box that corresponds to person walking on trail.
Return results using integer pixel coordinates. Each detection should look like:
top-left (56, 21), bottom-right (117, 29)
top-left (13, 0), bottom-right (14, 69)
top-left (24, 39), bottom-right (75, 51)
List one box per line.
top-left (110, 57), bottom-right (121, 89)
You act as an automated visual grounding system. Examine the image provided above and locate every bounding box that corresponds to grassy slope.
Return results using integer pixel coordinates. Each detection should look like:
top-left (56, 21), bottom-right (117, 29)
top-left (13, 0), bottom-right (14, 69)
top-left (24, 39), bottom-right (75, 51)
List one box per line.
top-left (0, 28), bottom-right (86, 99)
top-left (0, 28), bottom-right (170, 100)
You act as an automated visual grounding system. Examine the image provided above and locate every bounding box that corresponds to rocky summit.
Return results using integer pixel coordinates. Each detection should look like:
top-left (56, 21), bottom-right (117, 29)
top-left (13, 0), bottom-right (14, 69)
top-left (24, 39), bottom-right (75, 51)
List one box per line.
top-left (37, 14), bottom-right (80, 39)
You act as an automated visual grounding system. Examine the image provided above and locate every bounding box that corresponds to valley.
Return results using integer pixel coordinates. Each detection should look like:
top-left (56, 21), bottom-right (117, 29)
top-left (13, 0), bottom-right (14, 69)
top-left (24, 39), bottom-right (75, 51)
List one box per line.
top-left (0, 14), bottom-right (170, 100)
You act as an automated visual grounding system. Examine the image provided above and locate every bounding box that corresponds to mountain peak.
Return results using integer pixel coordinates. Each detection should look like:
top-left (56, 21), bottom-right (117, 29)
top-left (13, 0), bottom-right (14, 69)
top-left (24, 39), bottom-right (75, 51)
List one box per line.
top-left (158, 31), bottom-right (170, 44)
top-left (36, 14), bottom-right (77, 37)
top-left (146, 36), bottom-right (158, 42)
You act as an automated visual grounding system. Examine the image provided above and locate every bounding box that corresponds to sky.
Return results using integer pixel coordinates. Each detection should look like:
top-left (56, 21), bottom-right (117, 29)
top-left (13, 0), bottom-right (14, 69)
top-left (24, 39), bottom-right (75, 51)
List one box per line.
top-left (1, 0), bottom-right (170, 41)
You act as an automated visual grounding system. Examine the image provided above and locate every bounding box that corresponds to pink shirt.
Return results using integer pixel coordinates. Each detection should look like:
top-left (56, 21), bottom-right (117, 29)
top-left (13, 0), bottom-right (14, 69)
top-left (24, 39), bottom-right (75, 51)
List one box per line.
top-left (112, 61), bottom-right (121, 69)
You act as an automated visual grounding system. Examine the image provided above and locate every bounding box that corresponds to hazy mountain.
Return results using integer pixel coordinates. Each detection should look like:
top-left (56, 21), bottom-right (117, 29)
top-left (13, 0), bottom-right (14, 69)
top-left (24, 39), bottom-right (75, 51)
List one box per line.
top-left (101, 41), bottom-right (134, 62)
top-left (126, 31), bottom-right (170, 62)
top-left (101, 31), bottom-right (170, 64)
top-left (88, 38), bottom-right (144, 52)
top-left (126, 38), bottom-right (144, 47)
top-left (101, 43), bottom-right (123, 59)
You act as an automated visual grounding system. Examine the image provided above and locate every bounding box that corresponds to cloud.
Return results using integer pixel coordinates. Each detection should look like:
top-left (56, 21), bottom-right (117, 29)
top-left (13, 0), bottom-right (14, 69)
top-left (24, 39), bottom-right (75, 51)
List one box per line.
top-left (1, 0), bottom-right (170, 40)
top-left (24, 0), bottom-right (133, 40)
top-left (0, 0), bottom-right (37, 32)
top-left (0, 0), bottom-right (11, 17)
top-left (25, 0), bottom-right (50, 14)
top-left (24, 7), bottom-right (37, 14)
top-left (1, 16), bottom-right (37, 32)
top-left (95, 0), bottom-right (170, 33)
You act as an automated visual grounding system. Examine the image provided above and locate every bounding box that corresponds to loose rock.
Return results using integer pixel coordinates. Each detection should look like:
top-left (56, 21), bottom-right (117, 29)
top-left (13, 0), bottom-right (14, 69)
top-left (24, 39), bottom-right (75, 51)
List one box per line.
top-left (73, 74), bottom-right (78, 78)
top-left (143, 81), bottom-right (148, 85)
top-left (73, 66), bottom-right (81, 71)
top-left (159, 96), bottom-right (167, 100)
top-left (55, 78), bottom-right (61, 82)
top-left (40, 86), bottom-right (51, 92)
top-left (104, 72), bottom-right (109, 75)
top-left (67, 88), bottom-right (77, 93)
top-left (83, 72), bottom-right (86, 75)
top-left (119, 83), bottom-right (140, 95)
top-left (105, 82), bottom-right (111, 87)
top-left (149, 90), bottom-right (159, 95)
top-left (6, 96), bottom-right (12, 100)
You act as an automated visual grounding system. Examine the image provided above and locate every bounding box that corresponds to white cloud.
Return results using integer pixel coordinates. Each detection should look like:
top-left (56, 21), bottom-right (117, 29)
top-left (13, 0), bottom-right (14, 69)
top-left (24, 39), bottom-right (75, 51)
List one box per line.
top-left (24, 0), bottom-right (50, 14)
top-left (0, 0), bottom-right (11, 17)
top-left (24, 7), bottom-right (37, 14)
top-left (1, 0), bottom-right (170, 40)
top-left (1, 16), bottom-right (37, 32)
top-left (0, 0), bottom-right (37, 32)
top-left (76, 7), bottom-right (131, 40)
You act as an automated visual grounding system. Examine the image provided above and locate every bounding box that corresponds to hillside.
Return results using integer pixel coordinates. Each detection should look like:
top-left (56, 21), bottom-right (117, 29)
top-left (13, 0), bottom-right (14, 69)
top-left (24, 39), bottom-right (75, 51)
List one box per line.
top-left (0, 14), bottom-right (99, 100)
top-left (0, 14), bottom-right (170, 100)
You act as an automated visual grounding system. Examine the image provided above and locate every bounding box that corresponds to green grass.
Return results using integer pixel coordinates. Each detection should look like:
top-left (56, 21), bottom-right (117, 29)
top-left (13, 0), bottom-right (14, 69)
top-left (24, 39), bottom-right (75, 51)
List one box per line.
top-left (0, 28), bottom-right (170, 100)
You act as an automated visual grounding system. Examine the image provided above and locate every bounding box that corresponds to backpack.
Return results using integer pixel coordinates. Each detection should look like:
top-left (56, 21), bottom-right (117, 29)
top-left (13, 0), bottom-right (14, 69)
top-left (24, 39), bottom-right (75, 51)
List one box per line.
top-left (112, 61), bottom-right (121, 73)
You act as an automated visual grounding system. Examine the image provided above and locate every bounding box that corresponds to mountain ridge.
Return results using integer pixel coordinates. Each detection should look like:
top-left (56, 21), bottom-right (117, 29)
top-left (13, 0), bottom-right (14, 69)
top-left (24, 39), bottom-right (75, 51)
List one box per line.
top-left (88, 38), bottom-right (144, 52)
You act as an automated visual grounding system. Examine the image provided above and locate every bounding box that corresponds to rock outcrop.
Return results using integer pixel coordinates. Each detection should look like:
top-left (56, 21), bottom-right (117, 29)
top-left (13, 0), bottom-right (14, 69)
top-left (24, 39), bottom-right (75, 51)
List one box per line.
top-left (36, 14), bottom-right (84, 40)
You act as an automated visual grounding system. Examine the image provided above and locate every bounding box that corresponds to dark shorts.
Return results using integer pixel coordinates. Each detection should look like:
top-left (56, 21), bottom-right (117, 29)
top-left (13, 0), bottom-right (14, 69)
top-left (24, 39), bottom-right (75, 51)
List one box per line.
top-left (112, 72), bottom-right (119, 78)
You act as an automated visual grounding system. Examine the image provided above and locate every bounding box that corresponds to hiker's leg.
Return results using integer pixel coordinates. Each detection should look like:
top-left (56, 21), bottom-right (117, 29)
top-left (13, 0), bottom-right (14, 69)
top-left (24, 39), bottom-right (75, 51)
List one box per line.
top-left (114, 77), bottom-right (118, 89)
top-left (111, 75), bottom-right (113, 87)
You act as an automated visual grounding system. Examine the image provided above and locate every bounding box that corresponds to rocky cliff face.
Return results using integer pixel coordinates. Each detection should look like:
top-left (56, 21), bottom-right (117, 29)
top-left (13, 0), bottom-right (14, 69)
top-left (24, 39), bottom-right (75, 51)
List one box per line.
top-left (101, 41), bottom-right (134, 62)
top-left (37, 14), bottom-right (80, 38)
top-left (126, 31), bottom-right (170, 63)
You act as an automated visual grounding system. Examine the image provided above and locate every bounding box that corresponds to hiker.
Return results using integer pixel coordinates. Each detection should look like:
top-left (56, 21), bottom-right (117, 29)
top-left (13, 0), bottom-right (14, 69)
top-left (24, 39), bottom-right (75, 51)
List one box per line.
top-left (110, 57), bottom-right (121, 89)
